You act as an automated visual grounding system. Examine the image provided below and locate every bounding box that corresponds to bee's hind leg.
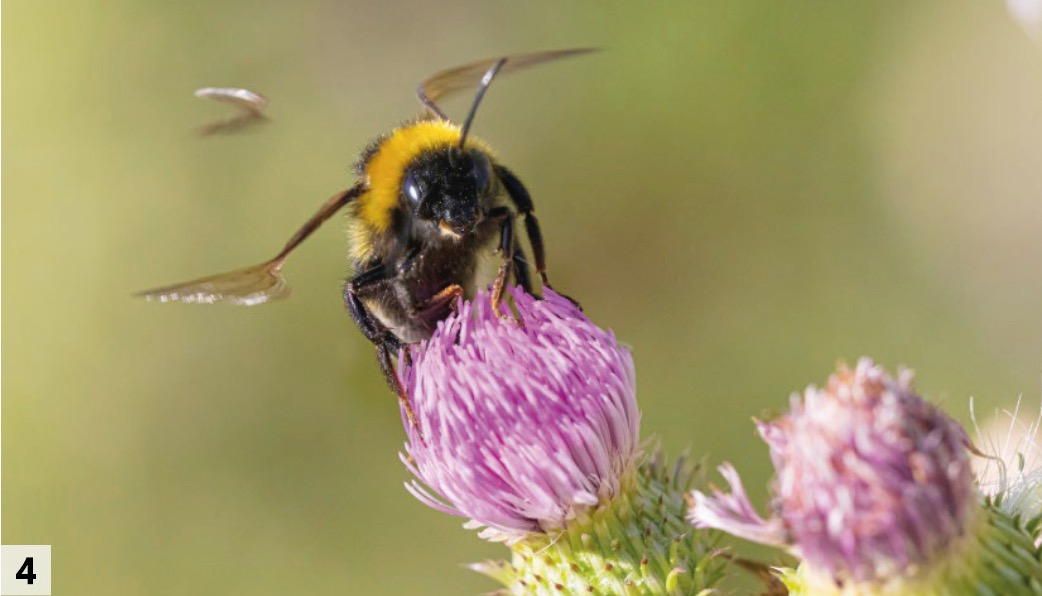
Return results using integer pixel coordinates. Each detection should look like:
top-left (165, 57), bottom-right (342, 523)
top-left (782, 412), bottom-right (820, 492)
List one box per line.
top-left (344, 264), bottom-right (424, 443)
top-left (374, 341), bottom-right (423, 443)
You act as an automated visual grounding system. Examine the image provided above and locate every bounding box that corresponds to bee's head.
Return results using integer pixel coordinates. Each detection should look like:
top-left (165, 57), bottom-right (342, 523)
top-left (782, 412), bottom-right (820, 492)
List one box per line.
top-left (402, 147), bottom-right (494, 237)
top-left (401, 57), bottom-right (507, 238)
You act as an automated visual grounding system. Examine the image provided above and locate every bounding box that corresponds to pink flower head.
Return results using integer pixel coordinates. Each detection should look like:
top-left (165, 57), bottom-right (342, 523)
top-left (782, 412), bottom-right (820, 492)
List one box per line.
top-left (690, 358), bottom-right (976, 586)
top-left (399, 287), bottom-right (640, 542)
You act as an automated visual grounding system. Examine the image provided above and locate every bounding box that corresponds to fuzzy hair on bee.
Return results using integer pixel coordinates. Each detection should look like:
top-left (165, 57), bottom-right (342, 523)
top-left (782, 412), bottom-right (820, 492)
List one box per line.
top-left (139, 48), bottom-right (594, 436)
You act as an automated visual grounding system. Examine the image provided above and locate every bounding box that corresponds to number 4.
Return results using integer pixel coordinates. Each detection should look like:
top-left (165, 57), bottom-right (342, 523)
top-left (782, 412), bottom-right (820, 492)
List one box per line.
top-left (16, 556), bottom-right (36, 584)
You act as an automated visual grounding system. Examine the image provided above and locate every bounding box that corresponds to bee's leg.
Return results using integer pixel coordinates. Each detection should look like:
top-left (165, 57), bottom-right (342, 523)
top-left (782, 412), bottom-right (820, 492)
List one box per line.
top-left (487, 206), bottom-right (518, 320)
top-left (344, 265), bottom-right (392, 342)
top-left (511, 244), bottom-right (534, 295)
top-left (494, 165), bottom-right (546, 285)
top-left (373, 341), bottom-right (422, 442)
top-left (344, 265), bottom-right (423, 441)
top-left (412, 284), bottom-right (464, 320)
top-left (495, 165), bottom-right (581, 309)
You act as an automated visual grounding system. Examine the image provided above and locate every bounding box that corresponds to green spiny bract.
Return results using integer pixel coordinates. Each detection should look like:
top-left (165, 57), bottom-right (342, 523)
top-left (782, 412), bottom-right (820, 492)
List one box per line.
top-left (471, 453), bottom-right (729, 595)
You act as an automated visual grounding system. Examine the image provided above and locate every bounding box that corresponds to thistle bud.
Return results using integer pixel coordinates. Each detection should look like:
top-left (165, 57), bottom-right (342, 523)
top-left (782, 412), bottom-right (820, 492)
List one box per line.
top-left (690, 358), bottom-right (1042, 594)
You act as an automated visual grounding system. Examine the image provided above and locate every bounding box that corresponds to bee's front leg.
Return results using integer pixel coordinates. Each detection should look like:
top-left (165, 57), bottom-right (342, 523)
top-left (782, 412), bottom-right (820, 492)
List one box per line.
top-left (494, 165), bottom-right (545, 286)
top-left (410, 284), bottom-right (464, 321)
top-left (495, 164), bottom-right (581, 309)
top-left (486, 206), bottom-right (518, 321)
top-left (511, 243), bottom-right (533, 295)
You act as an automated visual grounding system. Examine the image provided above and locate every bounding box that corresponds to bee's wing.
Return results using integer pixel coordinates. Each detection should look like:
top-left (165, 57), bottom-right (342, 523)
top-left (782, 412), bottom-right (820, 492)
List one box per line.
top-left (195, 87), bottom-right (268, 112)
top-left (137, 186), bottom-right (363, 306)
top-left (194, 87), bottom-right (269, 137)
top-left (137, 260), bottom-right (288, 306)
top-left (418, 48), bottom-right (598, 119)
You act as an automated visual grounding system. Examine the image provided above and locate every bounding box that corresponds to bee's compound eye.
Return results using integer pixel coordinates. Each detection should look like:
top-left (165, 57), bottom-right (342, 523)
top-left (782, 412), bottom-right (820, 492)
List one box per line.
top-left (472, 152), bottom-right (491, 191)
top-left (403, 171), bottom-right (424, 205)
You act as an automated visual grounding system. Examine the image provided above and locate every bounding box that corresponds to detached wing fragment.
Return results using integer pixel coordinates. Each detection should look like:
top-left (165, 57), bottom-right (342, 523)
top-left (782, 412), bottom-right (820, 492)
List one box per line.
top-left (194, 87), bottom-right (270, 136)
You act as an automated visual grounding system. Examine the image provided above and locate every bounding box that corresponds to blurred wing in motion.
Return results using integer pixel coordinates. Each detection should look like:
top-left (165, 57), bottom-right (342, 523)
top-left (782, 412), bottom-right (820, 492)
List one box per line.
top-left (137, 260), bottom-right (288, 306)
top-left (137, 186), bottom-right (363, 306)
top-left (417, 48), bottom-right (598, 119)
top-left (194, 87), bottom-right (270, 136)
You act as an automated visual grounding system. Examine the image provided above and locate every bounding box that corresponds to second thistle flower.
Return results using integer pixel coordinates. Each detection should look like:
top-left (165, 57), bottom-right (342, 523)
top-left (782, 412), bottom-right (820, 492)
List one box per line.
top-left (690, 358), bottom-right (1042, 594)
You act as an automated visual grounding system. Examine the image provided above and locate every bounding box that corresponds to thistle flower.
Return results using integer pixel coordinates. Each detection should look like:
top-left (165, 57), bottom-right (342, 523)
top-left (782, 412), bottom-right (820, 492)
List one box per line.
top-left (689, 358), bottom-right (1042, 594)
top-left (399, 287), bottom-right (640, 541)
top-left (400, 287), bottom-right (726, 593)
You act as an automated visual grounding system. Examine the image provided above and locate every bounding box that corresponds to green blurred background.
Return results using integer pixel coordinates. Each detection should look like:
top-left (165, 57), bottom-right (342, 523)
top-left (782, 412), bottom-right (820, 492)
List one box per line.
top-left (4, 1), bottom-right (1041, 593)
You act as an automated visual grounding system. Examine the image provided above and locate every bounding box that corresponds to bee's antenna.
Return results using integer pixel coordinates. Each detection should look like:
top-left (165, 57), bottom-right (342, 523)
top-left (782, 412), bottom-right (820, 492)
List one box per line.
top-left (458, 58), bottom-right (507, 148)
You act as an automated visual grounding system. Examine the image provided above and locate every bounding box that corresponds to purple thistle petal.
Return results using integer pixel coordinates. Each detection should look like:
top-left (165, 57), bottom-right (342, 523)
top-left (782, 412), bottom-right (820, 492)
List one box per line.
top-left (688, 463), bottom-right (786, 546)
top-left (399, 287), bottom-right (640, 542)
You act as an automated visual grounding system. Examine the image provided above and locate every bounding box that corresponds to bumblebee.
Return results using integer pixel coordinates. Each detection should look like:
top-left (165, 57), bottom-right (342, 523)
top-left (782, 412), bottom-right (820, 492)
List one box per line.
top-left (140, 49), bottom-right (592, 431)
